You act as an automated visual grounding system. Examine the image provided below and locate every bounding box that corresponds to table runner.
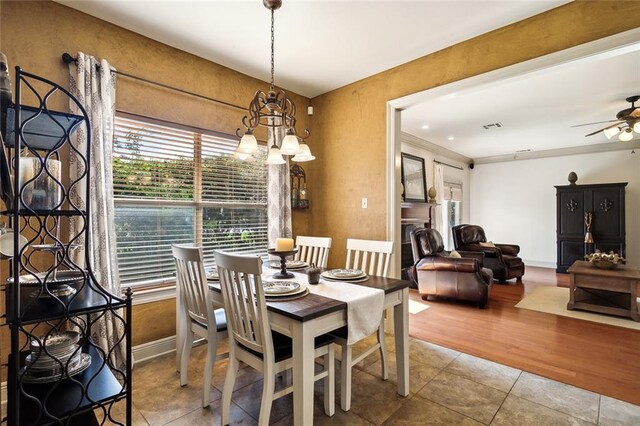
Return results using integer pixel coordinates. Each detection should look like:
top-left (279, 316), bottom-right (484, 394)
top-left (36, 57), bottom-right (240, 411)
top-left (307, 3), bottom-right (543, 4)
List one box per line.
top-left (289, 271), bottom-right (384, 344)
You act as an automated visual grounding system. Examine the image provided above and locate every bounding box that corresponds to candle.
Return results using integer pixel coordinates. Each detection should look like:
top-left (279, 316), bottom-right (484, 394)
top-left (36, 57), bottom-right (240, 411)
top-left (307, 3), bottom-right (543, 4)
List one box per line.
top-left (275, 238), bottom-right (294, 252)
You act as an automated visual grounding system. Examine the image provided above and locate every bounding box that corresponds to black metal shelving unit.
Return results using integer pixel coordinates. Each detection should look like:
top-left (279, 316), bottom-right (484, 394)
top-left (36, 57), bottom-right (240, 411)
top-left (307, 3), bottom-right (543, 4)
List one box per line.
top-left (1, 67), bottom-right (131, 425)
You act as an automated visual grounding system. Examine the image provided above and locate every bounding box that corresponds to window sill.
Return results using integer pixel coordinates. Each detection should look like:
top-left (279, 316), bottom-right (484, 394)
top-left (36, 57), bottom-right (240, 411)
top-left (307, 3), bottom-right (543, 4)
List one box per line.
top-left (126, 285), bottom-right (176, 306)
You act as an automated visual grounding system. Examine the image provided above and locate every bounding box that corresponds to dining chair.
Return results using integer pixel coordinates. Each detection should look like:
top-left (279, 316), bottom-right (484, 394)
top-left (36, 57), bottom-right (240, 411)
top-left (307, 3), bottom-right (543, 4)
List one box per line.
top-left (214, 250), bottom-right (336, 425)
top-left (294, 235), bottom-right (332, 267)
top-left (335, 238), bottom-right (394, 411)
top-left (172, 245), bottom-right (228, 408)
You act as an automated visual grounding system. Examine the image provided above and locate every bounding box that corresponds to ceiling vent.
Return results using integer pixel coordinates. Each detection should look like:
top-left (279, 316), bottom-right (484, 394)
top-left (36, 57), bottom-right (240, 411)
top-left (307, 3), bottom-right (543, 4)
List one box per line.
top-left (482, 122), bottom-right (503, 130)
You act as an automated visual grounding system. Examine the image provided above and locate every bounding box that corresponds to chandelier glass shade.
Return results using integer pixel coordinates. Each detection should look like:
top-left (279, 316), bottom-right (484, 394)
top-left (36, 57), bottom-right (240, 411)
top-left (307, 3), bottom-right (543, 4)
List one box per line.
top-left (235, 0), bottom-right (314, 164)
top-left (604, 121), bottom-right (639, 142)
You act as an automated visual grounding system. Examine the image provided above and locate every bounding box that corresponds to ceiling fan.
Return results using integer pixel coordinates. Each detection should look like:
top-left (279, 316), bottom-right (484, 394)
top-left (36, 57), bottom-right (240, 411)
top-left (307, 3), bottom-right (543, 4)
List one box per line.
top-left (572, 95), bottom-right (640, 141)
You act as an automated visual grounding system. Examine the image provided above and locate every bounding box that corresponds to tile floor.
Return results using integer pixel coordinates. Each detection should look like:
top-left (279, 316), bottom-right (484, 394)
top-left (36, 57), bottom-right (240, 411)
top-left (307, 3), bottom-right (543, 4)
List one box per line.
top-left (121, 335), bottom-right (640, 425)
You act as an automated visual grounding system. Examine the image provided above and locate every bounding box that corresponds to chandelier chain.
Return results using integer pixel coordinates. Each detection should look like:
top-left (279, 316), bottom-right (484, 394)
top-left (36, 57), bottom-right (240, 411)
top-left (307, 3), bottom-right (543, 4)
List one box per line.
top-left (270, 8), bottom-right (275, 90)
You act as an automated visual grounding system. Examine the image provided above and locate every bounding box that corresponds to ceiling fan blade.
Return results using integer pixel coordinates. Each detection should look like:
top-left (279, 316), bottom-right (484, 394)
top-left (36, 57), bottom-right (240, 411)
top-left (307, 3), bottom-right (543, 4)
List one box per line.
top-left (630, 107), bottom-right (640, 118)
top-left (571, 119), bottom-right (619, 128)
top-left (584, 122), bottom-right (624, 137)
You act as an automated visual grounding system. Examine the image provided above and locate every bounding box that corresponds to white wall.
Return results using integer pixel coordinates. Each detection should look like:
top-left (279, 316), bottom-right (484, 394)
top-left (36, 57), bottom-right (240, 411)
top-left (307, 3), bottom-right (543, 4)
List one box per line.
top-left (470, 150), bottom-right (640, 268)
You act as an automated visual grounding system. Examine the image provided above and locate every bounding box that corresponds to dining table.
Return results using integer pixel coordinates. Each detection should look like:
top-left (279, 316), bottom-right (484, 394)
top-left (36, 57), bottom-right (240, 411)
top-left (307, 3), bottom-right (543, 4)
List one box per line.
top-left (175, 267), bottom-right (410, 425)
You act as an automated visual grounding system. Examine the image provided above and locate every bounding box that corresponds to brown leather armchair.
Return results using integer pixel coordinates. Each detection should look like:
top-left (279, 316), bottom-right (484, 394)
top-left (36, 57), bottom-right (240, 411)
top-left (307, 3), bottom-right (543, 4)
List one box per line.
top-left (410, 228), bottom-right (492, 308)
top-left (452, 224), bottom-right (525, 283)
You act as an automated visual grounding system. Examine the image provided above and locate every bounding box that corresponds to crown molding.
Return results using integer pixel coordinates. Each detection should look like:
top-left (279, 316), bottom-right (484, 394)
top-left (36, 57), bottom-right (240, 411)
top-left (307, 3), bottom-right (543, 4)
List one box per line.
top-left (473, 139), bottom-right (640, 165)
top-left (401, 132), bottom-right (472, 165)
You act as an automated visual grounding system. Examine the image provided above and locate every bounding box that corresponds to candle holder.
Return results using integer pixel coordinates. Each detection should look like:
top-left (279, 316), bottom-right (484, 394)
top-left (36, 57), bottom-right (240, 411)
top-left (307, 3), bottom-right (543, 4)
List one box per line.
top-left (267, 248), bottom-right (298, 279)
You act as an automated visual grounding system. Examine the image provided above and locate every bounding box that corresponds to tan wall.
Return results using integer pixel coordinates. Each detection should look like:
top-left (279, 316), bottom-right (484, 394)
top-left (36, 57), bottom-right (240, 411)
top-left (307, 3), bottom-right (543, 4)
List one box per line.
top-left (309, 1), bottom-right (640, 268)
top-left (0, 0), bottom-right (312, 349)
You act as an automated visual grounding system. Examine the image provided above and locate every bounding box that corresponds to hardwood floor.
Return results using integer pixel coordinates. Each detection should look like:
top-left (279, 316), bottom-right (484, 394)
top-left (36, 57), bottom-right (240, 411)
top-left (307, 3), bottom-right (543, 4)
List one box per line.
top-left (408, 266), bottom-right (640, 405)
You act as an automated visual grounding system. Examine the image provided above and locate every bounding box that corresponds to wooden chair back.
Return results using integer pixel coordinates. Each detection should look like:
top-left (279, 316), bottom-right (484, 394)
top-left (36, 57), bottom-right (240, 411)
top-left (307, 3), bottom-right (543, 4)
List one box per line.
top-left (172, 245), bottom-right (212, 326)
top-left (345, 238), bottom-right (394, 277)
top-left (214, 251), bottom-right (273, 361)
top-left (294, 235), bottom-right (332, 267)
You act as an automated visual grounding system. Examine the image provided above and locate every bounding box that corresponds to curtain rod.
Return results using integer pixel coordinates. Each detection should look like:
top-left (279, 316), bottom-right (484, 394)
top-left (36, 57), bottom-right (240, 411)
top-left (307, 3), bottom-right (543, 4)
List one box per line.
top-left (61, 53), bottom-right (247, 112)
top-left (433, 159), bottom-right (464, 170)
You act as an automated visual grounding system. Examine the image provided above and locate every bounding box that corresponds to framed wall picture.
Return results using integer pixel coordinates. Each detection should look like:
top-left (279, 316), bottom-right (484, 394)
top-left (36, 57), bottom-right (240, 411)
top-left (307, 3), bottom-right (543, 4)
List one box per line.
top-left (401, 153), bottom-right (427, 202)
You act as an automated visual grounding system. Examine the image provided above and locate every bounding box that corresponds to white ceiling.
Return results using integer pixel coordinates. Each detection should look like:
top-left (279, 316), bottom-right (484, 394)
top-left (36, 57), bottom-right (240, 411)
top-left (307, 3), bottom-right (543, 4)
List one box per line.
top-left (55, 0), bottom-right (568, 98)
top-left (401, 45), bottom-right (640, 159)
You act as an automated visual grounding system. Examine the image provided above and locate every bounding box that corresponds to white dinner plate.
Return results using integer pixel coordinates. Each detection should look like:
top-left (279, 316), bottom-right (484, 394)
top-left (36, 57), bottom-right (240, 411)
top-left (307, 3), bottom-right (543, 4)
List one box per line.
top-left (263, 280), bottom-right (301, 295)
top-left (268, 260), bottom-right (308, 270)
top-left (321, 269), bottom-right (366, 280)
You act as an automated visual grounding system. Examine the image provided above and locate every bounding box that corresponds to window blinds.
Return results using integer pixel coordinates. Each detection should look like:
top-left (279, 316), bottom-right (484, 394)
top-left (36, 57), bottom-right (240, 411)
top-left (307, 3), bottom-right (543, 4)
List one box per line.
top-left (112, 116), bottom-right (268, 286)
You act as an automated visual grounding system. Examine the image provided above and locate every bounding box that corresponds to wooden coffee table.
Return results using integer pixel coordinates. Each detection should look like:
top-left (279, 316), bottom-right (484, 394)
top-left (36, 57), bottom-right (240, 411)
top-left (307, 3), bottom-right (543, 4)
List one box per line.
top-left (567, 260), bottom-right (640, 322)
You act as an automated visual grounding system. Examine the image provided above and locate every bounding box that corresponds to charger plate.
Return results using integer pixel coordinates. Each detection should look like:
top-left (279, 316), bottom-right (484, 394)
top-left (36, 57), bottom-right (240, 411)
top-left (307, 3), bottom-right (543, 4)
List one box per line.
top-left (265, 287), bottom-right (309, 301)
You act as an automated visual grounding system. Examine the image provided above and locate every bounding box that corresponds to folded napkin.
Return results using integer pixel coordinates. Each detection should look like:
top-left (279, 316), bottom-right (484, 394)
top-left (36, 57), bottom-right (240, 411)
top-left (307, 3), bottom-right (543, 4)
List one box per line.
top-left (306, 276), bottom-right (384, 345)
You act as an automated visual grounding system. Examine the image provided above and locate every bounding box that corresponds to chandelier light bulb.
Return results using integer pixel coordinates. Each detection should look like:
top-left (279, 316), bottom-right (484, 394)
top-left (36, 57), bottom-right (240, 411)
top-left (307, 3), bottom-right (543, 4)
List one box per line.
top-left (292, 143), bottom-right (316, 162)
top-left (633, 121), bottom-right (640, 133)
top-left (618, 128), bottom-right (633, 142)
top-left (265, 145), bottom-right (286, 165)
top-left (603, 126), bottom-right (620, 140)
top-left (280, 130), bottom-right (301, 155)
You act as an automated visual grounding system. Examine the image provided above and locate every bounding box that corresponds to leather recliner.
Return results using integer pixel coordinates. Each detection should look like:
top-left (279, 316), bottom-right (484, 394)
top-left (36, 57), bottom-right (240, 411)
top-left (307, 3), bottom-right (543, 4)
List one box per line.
top-left (410, 228), bottom-right (492, 308)
top-left (452, 224), bottom-right (525, 283)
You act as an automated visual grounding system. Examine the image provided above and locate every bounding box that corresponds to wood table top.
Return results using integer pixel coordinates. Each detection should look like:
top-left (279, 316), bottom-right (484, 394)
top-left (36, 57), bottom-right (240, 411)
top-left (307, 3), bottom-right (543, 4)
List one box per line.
top-left (209, 273), bottom-right (410, 322)
top-left (568, 260), bottom-right (640, 279)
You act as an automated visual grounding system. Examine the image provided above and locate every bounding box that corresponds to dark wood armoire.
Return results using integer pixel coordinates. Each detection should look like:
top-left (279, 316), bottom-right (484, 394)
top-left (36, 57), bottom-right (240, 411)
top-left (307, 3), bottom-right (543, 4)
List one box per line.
top-left (555, 182), bottom-right (627, 273)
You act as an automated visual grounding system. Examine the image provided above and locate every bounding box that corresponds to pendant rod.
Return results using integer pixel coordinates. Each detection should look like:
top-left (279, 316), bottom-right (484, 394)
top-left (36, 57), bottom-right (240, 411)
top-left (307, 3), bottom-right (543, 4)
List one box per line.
top-left (61, 53), bottom-right (248, 112)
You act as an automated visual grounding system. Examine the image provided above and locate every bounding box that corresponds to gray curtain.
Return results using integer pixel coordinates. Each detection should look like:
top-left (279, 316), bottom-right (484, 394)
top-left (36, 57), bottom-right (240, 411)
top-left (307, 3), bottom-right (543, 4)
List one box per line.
top-left (68, 52), bottom-right (128, 370)
top-left (267, 121), bottom-right (292, 248)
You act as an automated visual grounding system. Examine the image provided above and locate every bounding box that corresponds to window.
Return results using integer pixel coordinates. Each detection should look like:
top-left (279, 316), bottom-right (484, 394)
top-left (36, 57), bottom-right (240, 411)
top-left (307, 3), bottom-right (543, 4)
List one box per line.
top-left (112, 115), bottom-right (268, 287)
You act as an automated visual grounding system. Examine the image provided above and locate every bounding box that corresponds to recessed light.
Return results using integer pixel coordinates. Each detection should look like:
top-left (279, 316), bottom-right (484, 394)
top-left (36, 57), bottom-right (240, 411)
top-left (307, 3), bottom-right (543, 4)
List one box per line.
top-left (421, 124), bottom-right (430, 129)
top-left (447, 136), bottom-right (454, 141)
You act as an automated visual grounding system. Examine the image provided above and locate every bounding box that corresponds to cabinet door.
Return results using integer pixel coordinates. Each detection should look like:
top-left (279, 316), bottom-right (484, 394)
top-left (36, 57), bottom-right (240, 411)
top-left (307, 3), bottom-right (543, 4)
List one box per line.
top-left (559, 240), bottom-right (584, 270)
top-left (591, 188), bottom-right (624, 240)
top-left (558, 189), bottom-right (585, 237)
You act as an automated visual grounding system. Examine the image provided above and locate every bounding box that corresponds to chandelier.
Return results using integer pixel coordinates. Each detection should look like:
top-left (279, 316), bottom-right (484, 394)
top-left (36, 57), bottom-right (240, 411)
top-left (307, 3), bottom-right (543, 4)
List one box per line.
top-left (235, 0), bottom-right (315, 164)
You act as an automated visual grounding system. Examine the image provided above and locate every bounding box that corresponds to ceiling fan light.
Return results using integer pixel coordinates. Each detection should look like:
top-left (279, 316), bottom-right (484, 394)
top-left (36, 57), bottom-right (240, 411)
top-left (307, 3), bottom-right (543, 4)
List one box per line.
top-left (603, 126), bottom-right (620, 139)
top-left (292, 143), bottom-right (316, 162)
top-left (264, 145), bottom-right (286, 165)
top-left (236, 132), bottom-right (258, 154)
top-left (280, 130), bottom-right (301, 155)
top-left (633, 121), bottom-right (640, 133)
top-left (618, 128), bottom-right (633, 142)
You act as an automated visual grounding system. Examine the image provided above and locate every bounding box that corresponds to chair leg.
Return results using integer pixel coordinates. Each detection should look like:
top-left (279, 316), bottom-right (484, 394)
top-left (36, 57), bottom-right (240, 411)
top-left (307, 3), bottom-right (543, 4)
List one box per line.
top-left (202, 333), bottom-right (216, 408)
top-left (180, 326), bottom-right (194, 387)
top-left (377, 317), bottom-right (389, 380)
top-left (222, 352), bottom-right (239, 426)
top-left (324, 345), bottom-right (335, 417)
top-left (258, 370), bottom-right (275, 426)
top-left (340, 343), bottom-right (352, 412)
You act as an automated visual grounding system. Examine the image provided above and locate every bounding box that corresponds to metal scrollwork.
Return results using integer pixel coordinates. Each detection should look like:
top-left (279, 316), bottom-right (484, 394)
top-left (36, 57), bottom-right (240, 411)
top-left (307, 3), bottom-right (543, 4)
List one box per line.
top-left (566, 199), bottom-right (579, 212)
top-left (600, 198), bottom-right (613, 212)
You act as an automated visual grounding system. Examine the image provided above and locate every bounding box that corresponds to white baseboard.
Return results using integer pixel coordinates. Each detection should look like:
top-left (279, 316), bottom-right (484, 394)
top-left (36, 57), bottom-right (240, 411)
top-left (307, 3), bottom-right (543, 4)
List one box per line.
top-left (132, 335), bottom-right (177, 364)
top-left (524, 260), bottom-right (557, 269)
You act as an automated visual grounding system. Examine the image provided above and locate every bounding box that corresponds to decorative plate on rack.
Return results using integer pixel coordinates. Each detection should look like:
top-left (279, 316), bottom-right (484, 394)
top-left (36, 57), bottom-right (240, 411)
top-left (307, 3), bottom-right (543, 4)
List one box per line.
top-left (268, 260), bottom-right (307, 270)
top-left (21, 353), bottom-right (91, 384)
top-left (263, 281), bottom-right (302, 295)
top-left (30, 331), bottom-right (80, 353)
top-left (321, 269), bottom-right (366, 280)
top-left (30, 243), bottom-right (82, 252)
top-left (7, 269), bottom-right (85, 286)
